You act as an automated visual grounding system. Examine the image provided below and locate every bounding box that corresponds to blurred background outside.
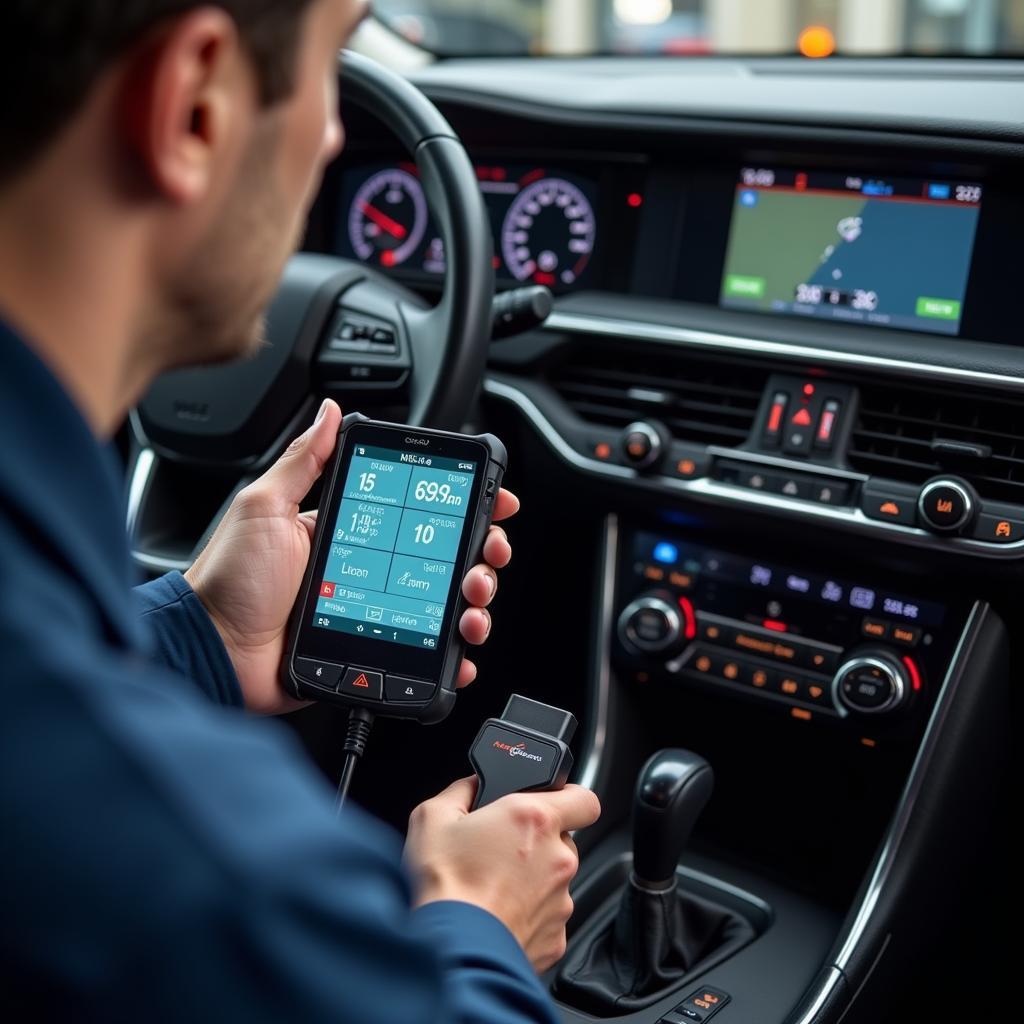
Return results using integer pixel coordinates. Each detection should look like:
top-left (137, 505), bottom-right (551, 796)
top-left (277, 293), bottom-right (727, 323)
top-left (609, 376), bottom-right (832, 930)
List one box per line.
top-left (372, 0), bottom-right (1024, 59)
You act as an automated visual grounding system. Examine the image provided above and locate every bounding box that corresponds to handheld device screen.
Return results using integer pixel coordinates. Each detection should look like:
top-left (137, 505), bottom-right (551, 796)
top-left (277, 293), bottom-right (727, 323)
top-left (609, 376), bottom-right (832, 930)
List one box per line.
top-left (313, 442), bottom-right (477, 652)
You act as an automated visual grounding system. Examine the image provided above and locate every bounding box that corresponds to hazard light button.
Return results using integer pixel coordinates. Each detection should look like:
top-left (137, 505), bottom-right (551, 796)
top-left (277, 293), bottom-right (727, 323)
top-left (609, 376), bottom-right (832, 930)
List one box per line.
top-left (339, 666), bottom-right (384, 700)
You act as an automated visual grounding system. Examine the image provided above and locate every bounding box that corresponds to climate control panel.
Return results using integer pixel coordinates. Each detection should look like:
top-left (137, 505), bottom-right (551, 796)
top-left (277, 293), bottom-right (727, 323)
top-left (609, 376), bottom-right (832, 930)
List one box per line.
top-left (616, 530), bottom-right (967, 730)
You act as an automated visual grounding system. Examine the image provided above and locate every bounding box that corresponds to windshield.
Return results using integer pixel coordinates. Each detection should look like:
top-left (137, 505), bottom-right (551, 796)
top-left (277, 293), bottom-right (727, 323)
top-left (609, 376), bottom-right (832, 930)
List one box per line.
top-left (374, 0), bottom-right (1024, 58)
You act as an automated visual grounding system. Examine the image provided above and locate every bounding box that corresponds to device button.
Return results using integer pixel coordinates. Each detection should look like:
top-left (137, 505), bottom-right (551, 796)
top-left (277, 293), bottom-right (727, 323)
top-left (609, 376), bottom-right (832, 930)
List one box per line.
top-left (861, 617), bottom-right (890, 640)
top-left (918, 479), bottom-right (973, 533)
top-left (972, 510), bottom-right (1024, 544)
top-left (770, 474), bottom-right (812, 500)
top-left (339, 666), bottom-right (384, 700)
top-left (798, 646), bottom-right (840, 673)
top-left (762, 390), bottom-right (788, 448)
top-left (890, 624), bottom-right (921, 646)
top-left (661, 1011), bottom-right (701, 1024)
top-left (667, 443), bottom-right (709, 480)
top-left (294, 658), bottom-right (343, 690)
top-left (814, 398), bottom-right (842, 452)
top-left (861, 481), bottom-right (918, 525)
top-left (809, 478), bottom-right (850, 506)
top-left (620, 421), bottom-right (665, 470)
top-left (386, 676), bottom-right (436, 703)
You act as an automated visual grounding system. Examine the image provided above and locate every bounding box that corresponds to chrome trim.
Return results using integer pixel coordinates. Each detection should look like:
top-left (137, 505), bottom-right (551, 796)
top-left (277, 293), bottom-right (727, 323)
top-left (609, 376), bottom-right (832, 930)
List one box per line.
top-left (790, 967), bottom-right (845, 1024)
top-left (706, 445), bottom-right (866, 482)
top-left (125, 448), bottom-right (155, 538)
top-left (482, 378), bottom-right (1024, 557)
top-left (576, 514), bottom-right (618, 793)
top-left (619, 595), bottom-right (681, 654)
top-left (833, 601), bottom-right (986, 969)
top-left (918, 479), bottom-right (973, 533)
top-left (545, 311), bottom-right (1024, 392)
top-left (832, 655), bottom-right (905, 716)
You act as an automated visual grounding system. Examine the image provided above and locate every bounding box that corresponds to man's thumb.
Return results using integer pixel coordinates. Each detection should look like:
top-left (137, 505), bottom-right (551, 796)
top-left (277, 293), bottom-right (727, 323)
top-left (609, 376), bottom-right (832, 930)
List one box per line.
top-left (259, 399), bottom-right (343, 507)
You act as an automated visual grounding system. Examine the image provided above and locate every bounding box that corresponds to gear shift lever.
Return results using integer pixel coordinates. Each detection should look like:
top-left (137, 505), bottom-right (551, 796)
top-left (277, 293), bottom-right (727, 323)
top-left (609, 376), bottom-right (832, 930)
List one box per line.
top-left (556, 749), bottom-right (754, 1015)
top-left (633, 749), bottom-right (714, 890)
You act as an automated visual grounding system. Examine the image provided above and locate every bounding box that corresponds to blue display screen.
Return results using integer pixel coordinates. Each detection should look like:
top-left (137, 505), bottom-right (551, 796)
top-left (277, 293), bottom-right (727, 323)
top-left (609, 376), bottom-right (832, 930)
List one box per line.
top-left (313, 444), bottom-right (477, 650)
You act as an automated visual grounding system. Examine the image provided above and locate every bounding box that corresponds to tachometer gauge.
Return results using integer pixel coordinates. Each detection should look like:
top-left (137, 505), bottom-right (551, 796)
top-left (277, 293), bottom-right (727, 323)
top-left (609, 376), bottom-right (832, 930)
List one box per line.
top-left (501, 176), bottom-right (596, 286)
top-left (348, 168), bottom-right (427, 268)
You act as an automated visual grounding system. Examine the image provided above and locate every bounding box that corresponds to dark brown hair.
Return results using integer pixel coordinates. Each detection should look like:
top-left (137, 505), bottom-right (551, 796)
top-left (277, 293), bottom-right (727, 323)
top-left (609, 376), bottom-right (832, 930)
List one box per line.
top-left (0, 1), bottom-right (317, 183)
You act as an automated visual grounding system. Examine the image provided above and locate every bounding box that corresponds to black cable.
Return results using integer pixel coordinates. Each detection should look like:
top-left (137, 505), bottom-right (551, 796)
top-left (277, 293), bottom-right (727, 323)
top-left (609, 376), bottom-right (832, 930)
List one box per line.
top-left (335, 707), bottom-right (375, 813)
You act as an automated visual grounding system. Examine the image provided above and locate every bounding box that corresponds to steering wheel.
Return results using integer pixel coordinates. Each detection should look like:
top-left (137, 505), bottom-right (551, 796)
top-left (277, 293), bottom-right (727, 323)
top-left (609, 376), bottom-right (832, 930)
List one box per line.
top-left (128, 52), bottom-right (494, 572)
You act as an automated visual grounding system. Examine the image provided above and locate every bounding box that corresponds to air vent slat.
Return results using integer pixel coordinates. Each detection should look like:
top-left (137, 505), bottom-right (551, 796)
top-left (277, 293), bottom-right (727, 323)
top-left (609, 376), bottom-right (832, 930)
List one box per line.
top-left (850, 381), bottom-right (1024, 505)
top-left (548, 344), bottom-right (767, 450)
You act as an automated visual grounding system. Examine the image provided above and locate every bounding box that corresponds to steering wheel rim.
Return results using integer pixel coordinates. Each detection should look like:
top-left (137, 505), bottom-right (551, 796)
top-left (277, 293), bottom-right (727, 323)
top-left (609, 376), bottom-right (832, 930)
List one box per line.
top-left (133, 49), bottom-right (495, 467)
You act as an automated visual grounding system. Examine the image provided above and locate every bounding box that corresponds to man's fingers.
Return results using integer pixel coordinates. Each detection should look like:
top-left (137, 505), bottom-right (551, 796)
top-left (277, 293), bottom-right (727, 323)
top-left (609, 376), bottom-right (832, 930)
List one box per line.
top-left (253, 399), bottom-right (342, 510)
top-left (492, 488), bottom-right (520, 523)
top-left (456, 658), bottom-right (477, 688)
top-left (428, 776), bottom-right (478, 813)
top-left (459, 607), bottom-right (491, 646)
top-left (462, 564), bottom-right (497, 607)
top-left (538, 785), bottom-right (602, 834)
top-left (482, 526), bottom-right (512, 569)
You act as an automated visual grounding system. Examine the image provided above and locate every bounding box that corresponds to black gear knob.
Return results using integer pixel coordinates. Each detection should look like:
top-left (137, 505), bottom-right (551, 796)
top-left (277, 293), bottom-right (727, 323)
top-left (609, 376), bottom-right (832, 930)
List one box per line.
top-left (632, 748), bottom-right (713, 889)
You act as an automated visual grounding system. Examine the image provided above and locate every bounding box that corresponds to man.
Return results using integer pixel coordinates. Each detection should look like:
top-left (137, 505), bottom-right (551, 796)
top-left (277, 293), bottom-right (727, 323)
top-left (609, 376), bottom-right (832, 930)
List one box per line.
top-left (0, 1), bottom-right (599, 1019)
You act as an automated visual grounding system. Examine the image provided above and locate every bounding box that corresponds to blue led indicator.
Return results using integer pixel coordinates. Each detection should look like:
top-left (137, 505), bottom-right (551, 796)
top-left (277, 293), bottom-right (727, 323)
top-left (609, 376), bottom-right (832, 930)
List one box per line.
top-left (653, 542), bottom-right (678, 564)
top-left (928, 183), bottom-right (951, 200)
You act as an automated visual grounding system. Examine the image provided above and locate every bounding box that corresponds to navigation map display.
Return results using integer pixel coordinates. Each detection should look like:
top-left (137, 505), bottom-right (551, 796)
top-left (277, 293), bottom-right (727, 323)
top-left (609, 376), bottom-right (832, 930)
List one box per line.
top-left (719, 167), bottom-right (982, 336)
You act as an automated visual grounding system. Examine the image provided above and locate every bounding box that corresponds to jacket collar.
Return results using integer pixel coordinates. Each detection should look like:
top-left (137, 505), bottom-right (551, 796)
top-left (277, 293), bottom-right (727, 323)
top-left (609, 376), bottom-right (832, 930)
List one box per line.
top-left (0, 319), bottom-right (143, 649)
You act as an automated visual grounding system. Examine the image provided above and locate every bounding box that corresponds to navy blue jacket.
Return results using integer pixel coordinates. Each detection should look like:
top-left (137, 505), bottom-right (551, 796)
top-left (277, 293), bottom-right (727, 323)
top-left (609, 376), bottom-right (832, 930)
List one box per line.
top-left (0, 321), bottom-right (559, 1023)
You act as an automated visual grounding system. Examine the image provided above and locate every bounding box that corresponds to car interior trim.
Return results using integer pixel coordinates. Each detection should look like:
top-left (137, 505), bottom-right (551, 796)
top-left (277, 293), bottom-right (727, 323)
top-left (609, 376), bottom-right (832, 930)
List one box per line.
top-left (544, 311), bottom-right (1024, 394)
top-left (482, 378), bottom-right (1024, 557)
top-left (830, 600), bottom-right (986, 972)
top-left (575, 513), bottom-right (617, 795)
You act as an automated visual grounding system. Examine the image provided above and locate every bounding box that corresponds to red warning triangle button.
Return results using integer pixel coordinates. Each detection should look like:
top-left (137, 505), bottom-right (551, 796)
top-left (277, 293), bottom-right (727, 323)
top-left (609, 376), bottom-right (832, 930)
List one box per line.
top-left (352, 673), bottom-right (370, 688)
top-left (791, 407), bottom-right (813, 427)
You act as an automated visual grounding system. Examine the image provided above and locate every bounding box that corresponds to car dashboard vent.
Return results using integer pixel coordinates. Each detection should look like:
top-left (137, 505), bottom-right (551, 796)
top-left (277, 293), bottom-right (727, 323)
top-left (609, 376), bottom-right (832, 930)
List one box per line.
top-left (849, 382), bottom-right (1024, 504)
top-left (548, 346), bottom-right (767, 448)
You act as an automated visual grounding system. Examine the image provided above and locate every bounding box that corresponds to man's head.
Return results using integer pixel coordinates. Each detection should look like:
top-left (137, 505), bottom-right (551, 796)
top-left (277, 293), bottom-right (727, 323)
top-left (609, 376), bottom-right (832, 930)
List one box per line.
top-left (0, 0), bottom-right (366, 382)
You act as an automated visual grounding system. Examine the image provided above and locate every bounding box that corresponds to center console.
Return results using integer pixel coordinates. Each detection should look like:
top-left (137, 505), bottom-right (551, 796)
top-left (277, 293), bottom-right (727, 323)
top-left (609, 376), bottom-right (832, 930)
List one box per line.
top-left (615, 530), bottom-right (964, 734)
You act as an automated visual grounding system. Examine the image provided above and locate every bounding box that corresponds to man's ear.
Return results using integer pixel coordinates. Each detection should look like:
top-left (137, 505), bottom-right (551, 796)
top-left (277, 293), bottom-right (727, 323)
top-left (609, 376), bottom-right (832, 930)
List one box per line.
top-left (120, 8), bottom-right (253, 205)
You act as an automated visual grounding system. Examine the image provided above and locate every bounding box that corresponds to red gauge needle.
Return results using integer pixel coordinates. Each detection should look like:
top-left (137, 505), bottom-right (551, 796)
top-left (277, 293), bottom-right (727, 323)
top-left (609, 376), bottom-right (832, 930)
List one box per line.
top-left (359, 201), bottom-right (407, 240)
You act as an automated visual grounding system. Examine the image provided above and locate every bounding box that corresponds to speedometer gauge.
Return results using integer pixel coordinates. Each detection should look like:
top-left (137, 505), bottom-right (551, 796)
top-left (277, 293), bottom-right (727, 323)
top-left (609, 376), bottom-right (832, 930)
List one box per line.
top-left (348, 168), bottom-right (427, 268)
top-left (501, 177), bottom-right (596, 286)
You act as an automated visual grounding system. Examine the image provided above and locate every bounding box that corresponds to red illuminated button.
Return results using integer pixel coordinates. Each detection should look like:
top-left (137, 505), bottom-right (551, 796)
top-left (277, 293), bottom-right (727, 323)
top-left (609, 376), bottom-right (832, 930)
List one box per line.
top-left (815, 398), bottom-right (842, 452)
top-left (791, 407), bottom-right (812, 428)
top-left (763, 391), bottom-right (788, 446)
top-left (339, 666), bottom-right (383, 700)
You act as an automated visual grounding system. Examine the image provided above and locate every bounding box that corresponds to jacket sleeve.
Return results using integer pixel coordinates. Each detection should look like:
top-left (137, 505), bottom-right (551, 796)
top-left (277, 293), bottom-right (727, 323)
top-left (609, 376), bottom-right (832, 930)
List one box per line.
top-left (133, 571), bottom-right (244, 708)
top-left (2, 630), bottom-right (560, 1024)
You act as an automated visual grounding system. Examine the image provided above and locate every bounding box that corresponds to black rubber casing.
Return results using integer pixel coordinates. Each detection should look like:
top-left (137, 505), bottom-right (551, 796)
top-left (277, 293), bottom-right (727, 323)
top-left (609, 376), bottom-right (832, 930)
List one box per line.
top-left (284, 412), bottom-right (506, 724)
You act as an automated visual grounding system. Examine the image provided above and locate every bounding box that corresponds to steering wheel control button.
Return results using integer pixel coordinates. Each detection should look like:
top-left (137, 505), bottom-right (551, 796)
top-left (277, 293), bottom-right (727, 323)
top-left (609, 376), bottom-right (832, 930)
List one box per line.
top-left (836, 654), bottom-right (906, 715)
top-left (621, 421), bottom-right (665, 470)
top-left (861, 480), bottom-right (919, 525)
top-left (294, 659), bottom-right (343, 691)
top-left (918, 478), bottom-right (974, 533)
top-left (339, 667), bottom-right (384, 700)
top-left (971, 504), bottom-right (1024, 544)
top-left (385, 676), bottom-right (436, 703)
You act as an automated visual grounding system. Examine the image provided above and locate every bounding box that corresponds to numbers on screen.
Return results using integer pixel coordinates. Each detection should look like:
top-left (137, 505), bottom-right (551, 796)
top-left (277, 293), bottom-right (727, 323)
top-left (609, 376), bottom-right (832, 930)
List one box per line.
top-left (358, 472), bottom-right (376, 493)
top-left (413, 523), bottom-right (435, 545)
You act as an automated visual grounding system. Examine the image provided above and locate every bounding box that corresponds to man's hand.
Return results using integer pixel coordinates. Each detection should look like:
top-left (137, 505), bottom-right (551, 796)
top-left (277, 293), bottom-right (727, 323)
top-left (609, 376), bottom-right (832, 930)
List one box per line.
top-left (185, 399), bottom-right (520, 714)
top-left (404, 778), bottom-right (601, 973)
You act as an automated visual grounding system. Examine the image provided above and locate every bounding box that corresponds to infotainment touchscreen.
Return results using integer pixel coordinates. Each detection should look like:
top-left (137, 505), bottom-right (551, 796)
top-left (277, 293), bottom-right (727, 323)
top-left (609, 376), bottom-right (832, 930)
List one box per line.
top-left (719, 167), bottom-right (982, 336)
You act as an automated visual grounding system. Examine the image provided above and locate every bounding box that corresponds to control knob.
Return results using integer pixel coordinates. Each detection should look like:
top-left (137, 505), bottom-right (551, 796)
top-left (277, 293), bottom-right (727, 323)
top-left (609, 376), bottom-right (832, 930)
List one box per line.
top-left (917, 476), bottom-right (976, 535)
top-left (618, 592), bottom-right (686, 656)
top-left (621, 421), bottom-right (671, 471)
top-left (834, 647), bottom-right (911, 715)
